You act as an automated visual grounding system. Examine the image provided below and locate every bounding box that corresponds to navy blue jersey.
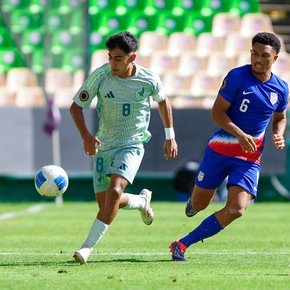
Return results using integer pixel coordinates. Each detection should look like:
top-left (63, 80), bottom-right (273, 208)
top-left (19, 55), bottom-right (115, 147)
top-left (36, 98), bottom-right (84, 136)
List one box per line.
top-left (208, 64), bottom-right (288, 163)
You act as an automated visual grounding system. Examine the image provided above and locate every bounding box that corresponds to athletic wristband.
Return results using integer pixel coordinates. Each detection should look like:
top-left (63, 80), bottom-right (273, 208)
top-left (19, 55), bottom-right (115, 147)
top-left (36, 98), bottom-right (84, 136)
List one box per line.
top-left (165, 128), bottom-right (175, 140)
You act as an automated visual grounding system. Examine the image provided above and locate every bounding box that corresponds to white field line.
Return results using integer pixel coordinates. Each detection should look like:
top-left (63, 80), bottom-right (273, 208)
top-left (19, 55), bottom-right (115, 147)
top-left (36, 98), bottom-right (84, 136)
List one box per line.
top-left (0, 205), bottom-right (46, 221)
top-left (0, 251), bottom-right (288, 256)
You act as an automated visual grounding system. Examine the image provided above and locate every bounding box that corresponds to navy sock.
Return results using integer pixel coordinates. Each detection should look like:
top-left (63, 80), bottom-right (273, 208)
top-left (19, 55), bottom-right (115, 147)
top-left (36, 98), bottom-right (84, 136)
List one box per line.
top-left (180, 213), bottom-right (223, 248)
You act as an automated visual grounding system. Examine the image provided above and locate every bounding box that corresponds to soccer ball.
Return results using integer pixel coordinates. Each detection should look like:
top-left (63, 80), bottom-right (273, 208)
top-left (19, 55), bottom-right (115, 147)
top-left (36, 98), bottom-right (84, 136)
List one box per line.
top-left (34, 165), bottom-right (69, 198)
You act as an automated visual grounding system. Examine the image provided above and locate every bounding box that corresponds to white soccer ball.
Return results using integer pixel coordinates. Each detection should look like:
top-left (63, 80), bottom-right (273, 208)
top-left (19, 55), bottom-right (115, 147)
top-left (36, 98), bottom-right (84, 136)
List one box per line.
top-left (34, 165), bottom-right (69, 198)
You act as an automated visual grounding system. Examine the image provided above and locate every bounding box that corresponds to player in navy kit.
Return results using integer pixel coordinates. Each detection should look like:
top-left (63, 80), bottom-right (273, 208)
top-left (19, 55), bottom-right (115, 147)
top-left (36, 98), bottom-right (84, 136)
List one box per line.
top-left (170, 32), bottom-right (289, 261)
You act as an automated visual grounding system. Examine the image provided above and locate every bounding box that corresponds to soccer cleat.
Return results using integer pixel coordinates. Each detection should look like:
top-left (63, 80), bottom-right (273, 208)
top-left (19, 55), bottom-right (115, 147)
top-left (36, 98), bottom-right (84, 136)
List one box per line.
top-left (169, 241), bottom-right (187, 261)
top-left (73, 247), bottom-right (93, 265)
top-left (139, 189), bottom-right (154, 225)
top-left (185, 197), bottom-right (197, 217)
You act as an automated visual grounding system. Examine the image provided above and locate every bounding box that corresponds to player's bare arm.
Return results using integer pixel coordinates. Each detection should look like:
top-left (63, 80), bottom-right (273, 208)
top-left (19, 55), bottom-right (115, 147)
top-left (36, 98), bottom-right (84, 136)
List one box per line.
top-left (272, 111), bottom-right (287, 150)
top-left (212, 94), bottom-right (257, 153)
top-left (157, 98), bottom-right (178, 160)
top-left (70, 102), bottom-right (101, 155)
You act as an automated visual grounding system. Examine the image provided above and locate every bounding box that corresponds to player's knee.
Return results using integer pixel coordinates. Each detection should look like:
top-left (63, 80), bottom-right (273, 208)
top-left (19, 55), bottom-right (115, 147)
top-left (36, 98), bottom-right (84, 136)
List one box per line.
top-left (228, 206), bottom-right (245, 219)
top-left (109, 187), bottom-right (123, 202)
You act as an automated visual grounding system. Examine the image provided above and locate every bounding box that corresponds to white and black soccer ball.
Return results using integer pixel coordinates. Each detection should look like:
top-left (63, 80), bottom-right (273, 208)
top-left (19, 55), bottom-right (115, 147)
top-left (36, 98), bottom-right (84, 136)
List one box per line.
top-left (34, 165), bottom-right (69, 198)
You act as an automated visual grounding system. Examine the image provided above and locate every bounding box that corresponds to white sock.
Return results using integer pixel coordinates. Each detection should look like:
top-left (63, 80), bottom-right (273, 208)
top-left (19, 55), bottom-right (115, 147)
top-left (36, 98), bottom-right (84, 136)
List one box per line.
top-left (81, 219), bottom-right (109, 249)
top-left (123, 193), bottom-right (145, 210)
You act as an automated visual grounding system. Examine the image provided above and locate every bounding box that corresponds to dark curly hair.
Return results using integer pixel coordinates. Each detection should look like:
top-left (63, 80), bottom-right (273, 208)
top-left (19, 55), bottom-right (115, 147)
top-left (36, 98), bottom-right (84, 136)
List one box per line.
top-left (252, 32), bottom-right (281, 54)
top-left (106, 31), bottom-right (138, 53)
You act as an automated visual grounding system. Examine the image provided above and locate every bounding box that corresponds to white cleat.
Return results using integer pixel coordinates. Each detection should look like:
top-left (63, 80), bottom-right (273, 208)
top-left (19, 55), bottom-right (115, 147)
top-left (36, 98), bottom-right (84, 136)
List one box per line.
top-left (139, 189), bottom-right (154, 225)
top-left (73, 247), bottom-right (92, 265)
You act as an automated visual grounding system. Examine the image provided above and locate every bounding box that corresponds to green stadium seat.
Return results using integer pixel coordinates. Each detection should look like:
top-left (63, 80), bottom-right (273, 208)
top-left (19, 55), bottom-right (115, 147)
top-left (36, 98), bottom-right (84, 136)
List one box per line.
top-left (1, 0), bottom-right (28, 13)
top-left (10, 9), bottom-right (43, 34)
top-left (172, 0), bottom-right (201, 16)
top-left (31, 49), bottom-right (45, 74)
top-left (58, 0), bottom-right (83, 14)
top-left (184, 12), bottom-right (212, 36)
top-left (117, 0), bottom-right (148, 12)
top-left (69, 10), bottom-right (83, 35)
top-left (51, 30), bottom-right (83, 55)
top-left (127, 12), bottom-right (157, 38)
top-left (97, 11), bottom-right (129, 35)
top-left (46, 9), bottom-right (72, 34)
top-left (0, 48), bottom-right (26, 73)
top-left (62, 50), bottom-right (84, 73)
top-left (156, 12), bottom-right (185, 35)
top-left (0, 28), bottom-right (16, 48)
top-left (88, 0), bottom-right (121, 15)
top-left (29, 0), bottom-right (45, 13)
top-left (200, 0), bottom-right (227, 17)
top-left (21, 30), bottom-right (43, 55)
top-left (229, 0), bottom-right (260, 16)
top-left (90, 31), bottom-right (110, 53)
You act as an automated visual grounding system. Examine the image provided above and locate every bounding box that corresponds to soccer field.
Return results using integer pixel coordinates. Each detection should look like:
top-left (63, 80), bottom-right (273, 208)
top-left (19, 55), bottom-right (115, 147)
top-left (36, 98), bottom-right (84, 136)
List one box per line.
top-left (0, 202), bottom-right (289, 290)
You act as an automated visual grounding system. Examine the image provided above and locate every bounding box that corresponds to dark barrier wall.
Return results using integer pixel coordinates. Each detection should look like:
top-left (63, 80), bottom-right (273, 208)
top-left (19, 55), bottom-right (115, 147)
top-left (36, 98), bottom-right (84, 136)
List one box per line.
top-left (0, 107), bottom-right (286, 175)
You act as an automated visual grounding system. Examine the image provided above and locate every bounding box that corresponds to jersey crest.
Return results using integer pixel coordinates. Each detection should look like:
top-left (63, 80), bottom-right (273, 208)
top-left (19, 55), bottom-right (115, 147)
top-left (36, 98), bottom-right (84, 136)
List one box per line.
top-left (270, 92), bottom-right (278, 105)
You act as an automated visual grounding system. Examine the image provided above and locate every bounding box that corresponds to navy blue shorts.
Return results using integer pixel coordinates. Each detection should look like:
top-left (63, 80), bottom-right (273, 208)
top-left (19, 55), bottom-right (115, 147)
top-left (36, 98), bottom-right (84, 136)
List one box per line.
top-left (195, 147), bottom-right (261, 197)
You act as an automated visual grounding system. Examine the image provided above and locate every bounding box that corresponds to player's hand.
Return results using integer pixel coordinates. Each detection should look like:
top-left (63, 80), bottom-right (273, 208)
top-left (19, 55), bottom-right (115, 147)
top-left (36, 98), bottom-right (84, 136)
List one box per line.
top-left (237, 133), bottom-right (257, 154)
top-left (273, 134), bottom-right (285, 150)
top-left (83, 133), bottom-right (101, 155)
top-left (163, 139), bottom-right (178, 160)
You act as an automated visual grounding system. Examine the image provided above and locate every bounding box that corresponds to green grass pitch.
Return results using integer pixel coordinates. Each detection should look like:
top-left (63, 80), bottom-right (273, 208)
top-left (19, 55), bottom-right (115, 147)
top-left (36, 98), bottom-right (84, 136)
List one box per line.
top-left (0, 202), bottom-right (289, 290)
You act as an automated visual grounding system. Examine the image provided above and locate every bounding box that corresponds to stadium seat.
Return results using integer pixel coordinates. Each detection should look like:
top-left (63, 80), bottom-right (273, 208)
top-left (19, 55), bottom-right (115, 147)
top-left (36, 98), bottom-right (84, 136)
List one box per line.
top-left (178, 52), bottom-right (208, 76)
top-left (224, 32), bottom-right (252, 57)
top-left (29, 0), bottom-right (46, 13)
top-left (1, 0), bottom-right (27, 13)
top-left (206, 52), bottom-right (237, 77)
top-left (190, 71), bottom-right (222, 98)
top-left (156, 12), bottom-right (186, 35)
top-left (162, 71), bottom-right (192, 98)
top-left (6, 68), bottom-right (39, 95)
top-left (20, 30), bottom-right (43, 55)
top-left (62, 49), bottom-right (84, 73)
top-left (90, 31), bottom-right (109, 53)
top-left (0, 48), bottom-right (26, 73)
top-left (172, 0), bottom-right (201, 16)
top-left (90, 49), bottom-right (108, 72)
top-left (46, 9), bottom-right (70, 33)
top-left (195, 32), bottom-right (225, 57)
top-left (138, 32), bottom-right (168, 56)
top-left (272, 52), bottom-right (290, 76)
top-left (236, 51), bottom-right (251, 66)
top-left (0, 72), bottom-right (6, 86)
top-left (89, 0), bottom-right (121, 15)
top-left (31, 49), bottom-right (46, 75)
top-left (117, 0), bottom-right (148, 12)
top-left (133, 54), bottom-right (151, 68)
top-left (240, 13), bottom-right (273, 37)
top-left (149, 51), bottom-right (179, 77)
top-left (0, 87), bottom-right (14, 106)
top-left (229, 0), bottom-right (260, 16)
top-left (167, 32), bottom-right (196, 57)
top-left (54, 87), bottom-right (74, 108)
top-left (184, 11), bottom-right (212, 36)
top-left (73, 69), bottom-right (85, 93)
top-left (45, 69), bottom-right (73, 95)
top-left (97, 10), bottom-right (129, 35)
top-left (9, 9), bottom-right (43, 34)
top-left (211, 13), bottom-right (241, 37)
top-left (200, 0), bottom-right (227, 17)
top-left (127, 12), bottom-right (157, 38)
top-left (0, 28), bottom-right (15, 48)
top-left (69, 10), bottom-right (83, 35)
top-left (15, 86), bottom-right (46, 107)
top-left (58, 0), bottom-right (83, 14)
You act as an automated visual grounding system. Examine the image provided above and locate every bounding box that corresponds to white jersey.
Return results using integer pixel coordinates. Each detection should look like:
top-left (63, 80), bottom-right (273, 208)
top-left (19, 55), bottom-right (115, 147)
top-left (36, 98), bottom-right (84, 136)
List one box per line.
top-left (73, 63), bottom-right (166, 149)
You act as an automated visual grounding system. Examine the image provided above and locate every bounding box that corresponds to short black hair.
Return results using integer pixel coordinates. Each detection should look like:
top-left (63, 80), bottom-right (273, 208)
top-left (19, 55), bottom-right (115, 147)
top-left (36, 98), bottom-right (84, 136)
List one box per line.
top-left (106, 31), bottom-right (138, 53)
top-left (252, 32), bottom-right (281, 54)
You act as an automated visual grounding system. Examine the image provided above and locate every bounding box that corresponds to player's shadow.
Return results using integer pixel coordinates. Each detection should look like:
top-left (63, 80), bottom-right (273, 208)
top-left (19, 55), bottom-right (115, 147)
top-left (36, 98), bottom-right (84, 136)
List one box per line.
top-left (66, 257), bottom-right (170, 264)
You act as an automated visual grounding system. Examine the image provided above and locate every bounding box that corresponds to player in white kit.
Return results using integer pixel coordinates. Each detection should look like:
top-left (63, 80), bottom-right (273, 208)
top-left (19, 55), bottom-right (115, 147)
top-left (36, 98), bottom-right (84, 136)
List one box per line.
top-left (70, 31), bottom-right (178, 264)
